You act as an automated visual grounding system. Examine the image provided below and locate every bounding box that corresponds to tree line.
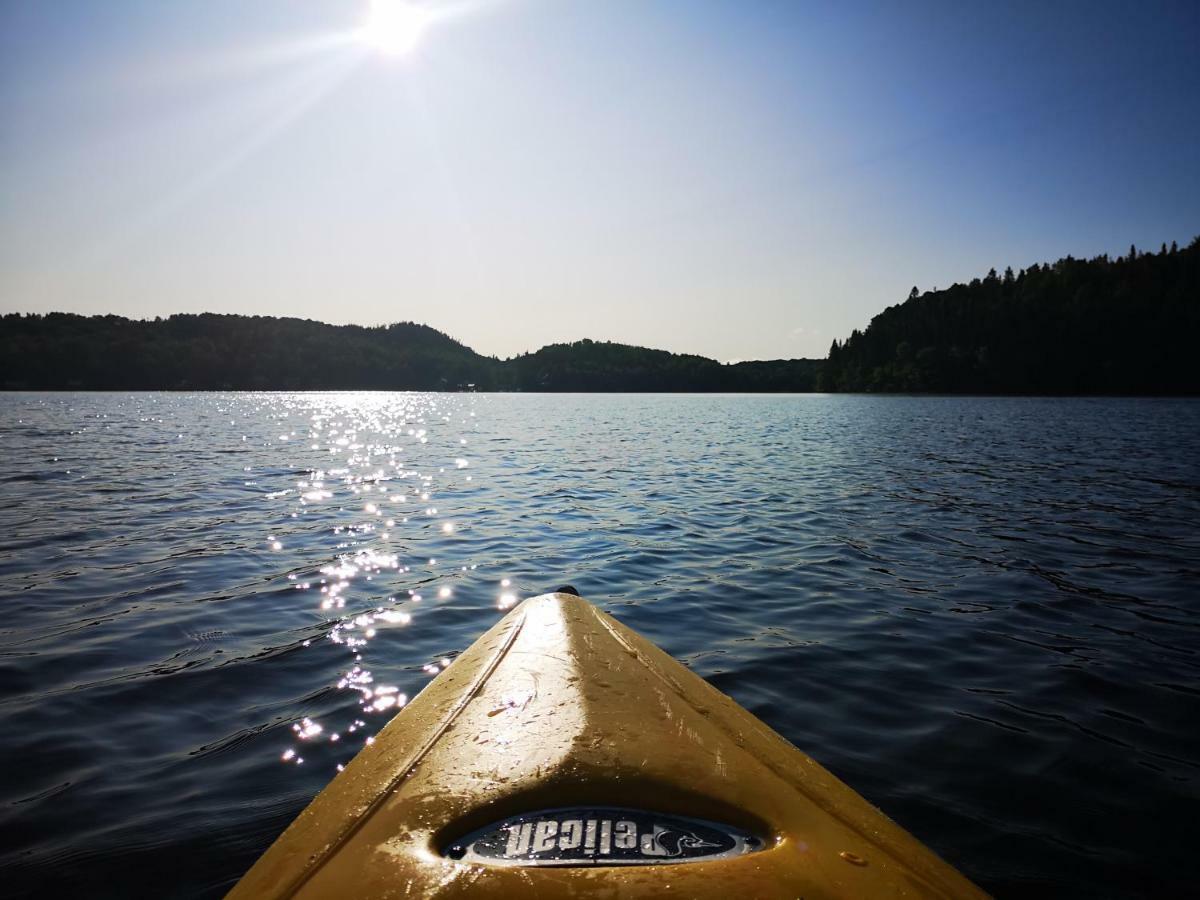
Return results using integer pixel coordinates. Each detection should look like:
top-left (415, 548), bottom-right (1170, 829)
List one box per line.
top-left (821, 237), bottom-right (1199, 394)
top-left (3, 234), bottom-right (1195, 393)
top-left (0, 314), bottom-right (820, 392)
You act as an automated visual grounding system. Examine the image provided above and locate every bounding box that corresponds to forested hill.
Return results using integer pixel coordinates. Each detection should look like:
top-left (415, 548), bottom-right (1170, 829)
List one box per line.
top-left (821, 238), bottom-right (1200, 394)
top-left (0, 313), bottom-right (821, 391)
top-left (4, 237), bottom-right (1195, 393)
top-left (509, 340), bottom-right (821, 391)
top-left (0, 314), bottom-right (501, 390)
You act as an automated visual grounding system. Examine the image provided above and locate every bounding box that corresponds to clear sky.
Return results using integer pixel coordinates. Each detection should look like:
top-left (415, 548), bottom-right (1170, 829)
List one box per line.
top-left (2, 1), bottom-right (1197, 361)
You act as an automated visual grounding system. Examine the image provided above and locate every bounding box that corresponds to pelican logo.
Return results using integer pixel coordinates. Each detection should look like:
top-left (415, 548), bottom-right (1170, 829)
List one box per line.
top-left (644, 825), bottom-right (721, 857)
top-left (444, 807), bottom-right (763, 867)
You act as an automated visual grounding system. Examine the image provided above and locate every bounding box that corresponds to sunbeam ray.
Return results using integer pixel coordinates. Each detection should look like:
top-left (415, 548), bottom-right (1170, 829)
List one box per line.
top-left (76, 47), bottom-right (368, 268)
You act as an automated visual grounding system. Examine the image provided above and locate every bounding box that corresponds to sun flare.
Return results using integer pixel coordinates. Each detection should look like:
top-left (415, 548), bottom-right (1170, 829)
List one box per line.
top-left (362, 0), bottom-right (429, 56)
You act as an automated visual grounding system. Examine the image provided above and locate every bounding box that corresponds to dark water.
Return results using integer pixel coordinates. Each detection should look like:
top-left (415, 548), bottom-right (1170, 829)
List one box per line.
top-left (0, 393), bottom-right (1197, 898)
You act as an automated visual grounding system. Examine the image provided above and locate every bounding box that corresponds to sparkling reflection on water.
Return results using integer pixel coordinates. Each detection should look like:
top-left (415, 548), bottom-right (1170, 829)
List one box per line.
top-left (0, 392), bottom-right (1197, 898)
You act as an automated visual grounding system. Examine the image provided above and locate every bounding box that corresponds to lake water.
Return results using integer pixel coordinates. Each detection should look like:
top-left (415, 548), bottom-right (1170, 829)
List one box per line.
top-left (0, 393), bottom-right (1197, 898)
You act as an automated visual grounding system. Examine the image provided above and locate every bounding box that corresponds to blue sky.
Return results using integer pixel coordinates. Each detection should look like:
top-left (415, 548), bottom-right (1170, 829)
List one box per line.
top-left (1, 0), bottom-right (1197, 360)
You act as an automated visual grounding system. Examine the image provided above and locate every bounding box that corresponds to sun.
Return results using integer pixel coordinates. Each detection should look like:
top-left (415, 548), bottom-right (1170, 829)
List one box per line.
top-left (362, 0), bottom-right (429, 56)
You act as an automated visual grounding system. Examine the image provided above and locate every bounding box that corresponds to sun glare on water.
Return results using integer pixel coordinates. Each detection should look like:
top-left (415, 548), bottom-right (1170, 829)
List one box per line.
top-left (362, 0), bottom-right (429, 56)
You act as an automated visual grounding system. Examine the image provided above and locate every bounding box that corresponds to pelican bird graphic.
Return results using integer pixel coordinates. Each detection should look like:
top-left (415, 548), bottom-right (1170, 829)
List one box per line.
top-left (647, 825), bottom-right (722, 857)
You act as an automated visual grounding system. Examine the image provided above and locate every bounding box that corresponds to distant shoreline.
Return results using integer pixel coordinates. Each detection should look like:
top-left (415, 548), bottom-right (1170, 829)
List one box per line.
top-left (3, 389), bottom-right (1198, 399)
top-left (4, 236), bottom-right (1196, 395)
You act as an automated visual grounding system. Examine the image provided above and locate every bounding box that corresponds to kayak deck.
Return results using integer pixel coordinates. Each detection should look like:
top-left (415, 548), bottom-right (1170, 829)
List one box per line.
top-left (228, 592), bottom-right (987, 898)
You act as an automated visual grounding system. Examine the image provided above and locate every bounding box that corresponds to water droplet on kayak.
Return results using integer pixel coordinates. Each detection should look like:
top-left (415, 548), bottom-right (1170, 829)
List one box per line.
top-left (840, 851), bottom-right (868, 866)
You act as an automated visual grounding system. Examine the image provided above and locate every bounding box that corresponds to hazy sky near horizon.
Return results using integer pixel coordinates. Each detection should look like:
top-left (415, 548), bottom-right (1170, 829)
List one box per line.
top-left (2, 1), bottom-right (1198, 361)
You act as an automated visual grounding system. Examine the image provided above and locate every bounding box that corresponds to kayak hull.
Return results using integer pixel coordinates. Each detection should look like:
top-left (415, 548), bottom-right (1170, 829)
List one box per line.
top-left (228, 592), bottom-right (987, 898)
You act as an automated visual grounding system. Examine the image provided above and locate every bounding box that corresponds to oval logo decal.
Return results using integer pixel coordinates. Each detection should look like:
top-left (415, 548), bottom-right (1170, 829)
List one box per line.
top-left (443, 807), bottom-right (764, 866)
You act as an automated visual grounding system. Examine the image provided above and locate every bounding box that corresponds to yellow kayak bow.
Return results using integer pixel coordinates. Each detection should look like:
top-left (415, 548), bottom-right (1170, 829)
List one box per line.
top-left (229, 591), bottom-right (987, 898)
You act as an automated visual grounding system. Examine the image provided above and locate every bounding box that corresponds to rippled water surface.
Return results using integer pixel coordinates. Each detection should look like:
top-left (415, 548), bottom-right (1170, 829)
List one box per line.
top-left (1, 393), bottom-right (1197, 898)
